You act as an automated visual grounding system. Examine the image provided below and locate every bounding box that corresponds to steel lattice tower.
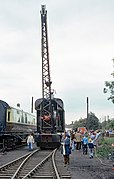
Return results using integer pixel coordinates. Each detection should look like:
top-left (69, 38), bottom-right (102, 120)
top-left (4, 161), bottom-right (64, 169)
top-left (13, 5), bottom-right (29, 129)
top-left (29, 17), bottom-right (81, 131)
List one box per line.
top-left (41, 5), bottom-right (52, 100)
top-left (40, 5), bottom-right (53, 129)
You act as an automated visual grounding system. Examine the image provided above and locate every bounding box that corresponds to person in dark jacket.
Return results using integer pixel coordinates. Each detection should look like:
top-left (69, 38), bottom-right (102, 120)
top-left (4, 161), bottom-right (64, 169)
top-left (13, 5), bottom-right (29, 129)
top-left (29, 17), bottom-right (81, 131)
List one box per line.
top-left (88, 138), bottom-right (94, 159)
top-left (61, 132), bottom-right (71, 166)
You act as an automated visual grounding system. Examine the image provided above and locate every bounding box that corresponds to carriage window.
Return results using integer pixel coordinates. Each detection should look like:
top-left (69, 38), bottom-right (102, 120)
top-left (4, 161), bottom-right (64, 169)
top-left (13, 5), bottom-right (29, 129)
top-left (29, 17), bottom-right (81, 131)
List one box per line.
top-left (25, 114), bottom-right (27, 123)
top-left (8, 111), bottom-right (10, 122)
top-left (18, 118), bottom-right (20, 122)
top-left (17, 110), bottom-right (20, 114)
top-left (21, 115), bottom-right (24, 123)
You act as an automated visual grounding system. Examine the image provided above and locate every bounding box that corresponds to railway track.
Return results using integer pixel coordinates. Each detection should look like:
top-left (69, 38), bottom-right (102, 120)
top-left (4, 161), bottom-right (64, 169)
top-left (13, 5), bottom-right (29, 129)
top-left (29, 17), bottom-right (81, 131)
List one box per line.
top-left (0, 149), bottom-right (36, 178)
top-left (0, 148), bottom-right (71, 179)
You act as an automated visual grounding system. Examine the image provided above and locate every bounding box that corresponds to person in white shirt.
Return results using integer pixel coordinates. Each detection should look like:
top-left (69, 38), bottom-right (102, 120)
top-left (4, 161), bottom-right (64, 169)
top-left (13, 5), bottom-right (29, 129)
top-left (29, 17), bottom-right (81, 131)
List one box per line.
top-left (27, 134), bottom-right (34, 150)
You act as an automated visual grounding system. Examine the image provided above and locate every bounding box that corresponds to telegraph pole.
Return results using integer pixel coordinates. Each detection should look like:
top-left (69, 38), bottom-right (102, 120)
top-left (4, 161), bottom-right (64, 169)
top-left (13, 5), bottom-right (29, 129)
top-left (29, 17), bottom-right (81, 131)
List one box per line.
top-left (31, 96), bottom-right (33, 113)
top-left (86, 97), bottom-right (89, 129)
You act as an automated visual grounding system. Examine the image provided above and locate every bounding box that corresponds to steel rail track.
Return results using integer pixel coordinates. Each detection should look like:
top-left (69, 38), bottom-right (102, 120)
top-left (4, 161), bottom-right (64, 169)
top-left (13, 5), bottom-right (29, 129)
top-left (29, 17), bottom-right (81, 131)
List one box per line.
top-left (22, 148), bottom-right (71, 179)
top-left (0, 148), bottom-right (71, 179)
top-left (11, 148), bottom-right (40, 179)
top-left (11, 148), bottom-right (71, 179)
top-left (8, 149), bottom-right (55, 178)
top-left (52, 149), bottom-right (71, 179)
top-left (0, 149), bottom-right (39, 179)
top-left (21, 148), bottom-right (59, 179)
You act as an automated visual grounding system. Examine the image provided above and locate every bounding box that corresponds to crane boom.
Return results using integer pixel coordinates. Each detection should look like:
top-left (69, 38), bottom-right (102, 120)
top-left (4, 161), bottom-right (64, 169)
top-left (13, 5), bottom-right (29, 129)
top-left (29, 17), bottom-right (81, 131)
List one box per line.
top-left (39, 5), bottom-right (54, 132)
top-left (35, 5), bottom-right (65, 148)
top-left (41, 5), bottom-right (52, 100)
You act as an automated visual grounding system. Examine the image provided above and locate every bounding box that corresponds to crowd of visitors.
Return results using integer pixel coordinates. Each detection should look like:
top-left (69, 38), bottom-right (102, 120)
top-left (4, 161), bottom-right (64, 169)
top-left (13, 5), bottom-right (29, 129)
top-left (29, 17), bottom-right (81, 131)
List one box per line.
top-left (61, 128), bottom-right (101, 166)
top-left (26, 130), bottom-right (101, 167)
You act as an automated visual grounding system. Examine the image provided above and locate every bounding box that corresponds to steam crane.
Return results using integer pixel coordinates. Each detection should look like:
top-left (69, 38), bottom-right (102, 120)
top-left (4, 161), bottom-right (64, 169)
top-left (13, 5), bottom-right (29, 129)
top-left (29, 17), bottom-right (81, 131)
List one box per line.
top-left (40, 5), bottom-right (54, 129)
top-left (35, 5), bottom-right (65, 149)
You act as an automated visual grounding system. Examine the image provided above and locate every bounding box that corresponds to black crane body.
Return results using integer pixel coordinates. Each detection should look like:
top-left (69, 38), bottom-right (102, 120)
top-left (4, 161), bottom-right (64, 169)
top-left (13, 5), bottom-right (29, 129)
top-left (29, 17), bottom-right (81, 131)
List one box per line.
top-left (35, 5), bottom-right (65, 149)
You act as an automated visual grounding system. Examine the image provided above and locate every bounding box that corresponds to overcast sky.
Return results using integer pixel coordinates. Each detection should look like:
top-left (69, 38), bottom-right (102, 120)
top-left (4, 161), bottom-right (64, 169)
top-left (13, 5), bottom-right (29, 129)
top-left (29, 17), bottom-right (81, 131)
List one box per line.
top-left (0, 0), bottom-right (114, 124)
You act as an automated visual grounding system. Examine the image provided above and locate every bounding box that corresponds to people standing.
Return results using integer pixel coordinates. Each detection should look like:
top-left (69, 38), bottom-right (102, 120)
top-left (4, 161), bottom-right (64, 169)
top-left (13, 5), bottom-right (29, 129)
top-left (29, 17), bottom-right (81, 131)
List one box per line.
top-left (75, 130), bottom-right (82, 150)
top-left (71, 131), bottom-right (76, 151)
top-left (27, 133), bottom-right (34, 151)
top-left (61, 132), bottom-right (71, 166)
top-left (94, 130), bottom-right (101, 148)
top-left (82, 134), bottom-right (88, 154)
top-left (88, 138), bottom-right (94, 159)
top-left (90, 131), bottom-right (95, 141)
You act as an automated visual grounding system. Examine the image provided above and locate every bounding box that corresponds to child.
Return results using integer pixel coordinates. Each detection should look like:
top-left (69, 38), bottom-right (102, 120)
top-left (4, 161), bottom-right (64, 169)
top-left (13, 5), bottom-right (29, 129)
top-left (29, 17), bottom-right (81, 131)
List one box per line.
top-left (88, 138), bottom-right (94, 159)
top-left (82, 135), bottom-right (88, 154)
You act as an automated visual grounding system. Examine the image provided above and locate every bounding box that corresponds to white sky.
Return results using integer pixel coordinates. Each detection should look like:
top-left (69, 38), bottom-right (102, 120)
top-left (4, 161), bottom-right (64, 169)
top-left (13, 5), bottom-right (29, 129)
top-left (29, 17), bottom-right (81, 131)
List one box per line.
top-left (0, 0), bottom-right (114, 124)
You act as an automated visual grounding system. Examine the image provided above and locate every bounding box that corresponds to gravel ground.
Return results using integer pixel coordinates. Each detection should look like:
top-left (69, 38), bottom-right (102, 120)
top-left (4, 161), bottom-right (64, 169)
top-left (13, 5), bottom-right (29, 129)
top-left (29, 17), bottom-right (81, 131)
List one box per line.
top-left (0, 144), bottom-right (37, 166)
top-left (0, 146), bottom-right (114, 179)
top-left (66, 149), bottom-right (114, 179)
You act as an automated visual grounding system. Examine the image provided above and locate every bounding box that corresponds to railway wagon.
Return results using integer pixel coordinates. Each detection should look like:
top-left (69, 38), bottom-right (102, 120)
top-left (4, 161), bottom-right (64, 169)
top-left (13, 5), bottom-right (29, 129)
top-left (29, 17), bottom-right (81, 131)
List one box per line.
top-left (35, 98), bottom-right (65, 149)
top-left (0, 100), bottom-right (37, 150)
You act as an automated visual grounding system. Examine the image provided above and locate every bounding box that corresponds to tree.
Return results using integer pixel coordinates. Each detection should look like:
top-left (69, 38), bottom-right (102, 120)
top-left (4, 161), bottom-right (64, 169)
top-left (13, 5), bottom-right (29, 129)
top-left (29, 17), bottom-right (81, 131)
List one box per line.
top-left (104, 59), bottom-right (114, 104)
top-left (86, 112), bottom-right (100, 130)
top-left (73, 118), bottom-right (86, 131)
top-left (72, 112), bottom-right (100, 131)
top-left (101, 118), bottom-right (114, 130)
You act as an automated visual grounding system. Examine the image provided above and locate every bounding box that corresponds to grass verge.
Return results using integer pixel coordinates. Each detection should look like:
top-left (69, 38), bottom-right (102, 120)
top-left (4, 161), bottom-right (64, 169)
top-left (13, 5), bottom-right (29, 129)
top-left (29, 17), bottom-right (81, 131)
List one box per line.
top-left (96, 137), bottom-right (114, 159)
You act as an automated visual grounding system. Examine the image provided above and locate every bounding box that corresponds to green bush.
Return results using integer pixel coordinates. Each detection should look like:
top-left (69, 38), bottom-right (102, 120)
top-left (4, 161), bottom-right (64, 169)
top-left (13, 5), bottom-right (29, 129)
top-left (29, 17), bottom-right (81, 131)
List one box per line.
top-left (96, 137), bottom-right (114, 158)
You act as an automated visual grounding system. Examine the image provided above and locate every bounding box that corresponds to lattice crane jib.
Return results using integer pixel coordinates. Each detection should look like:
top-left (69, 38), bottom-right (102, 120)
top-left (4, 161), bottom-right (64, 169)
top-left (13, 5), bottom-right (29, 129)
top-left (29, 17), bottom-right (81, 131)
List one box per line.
top-left (40, 5), bottom-right (53, 128)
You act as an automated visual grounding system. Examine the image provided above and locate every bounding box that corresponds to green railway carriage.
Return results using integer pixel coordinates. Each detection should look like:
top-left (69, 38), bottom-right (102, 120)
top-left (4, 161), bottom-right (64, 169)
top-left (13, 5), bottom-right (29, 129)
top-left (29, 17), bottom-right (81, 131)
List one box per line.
top-left (0, 100), bottom-right (37, 150)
